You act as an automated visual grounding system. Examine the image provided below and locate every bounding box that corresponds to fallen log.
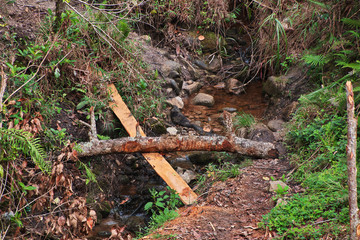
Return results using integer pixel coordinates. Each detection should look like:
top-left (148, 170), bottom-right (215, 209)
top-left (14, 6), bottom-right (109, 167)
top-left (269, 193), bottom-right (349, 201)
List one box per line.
top-left (76, 135), bottom-right (278, 159)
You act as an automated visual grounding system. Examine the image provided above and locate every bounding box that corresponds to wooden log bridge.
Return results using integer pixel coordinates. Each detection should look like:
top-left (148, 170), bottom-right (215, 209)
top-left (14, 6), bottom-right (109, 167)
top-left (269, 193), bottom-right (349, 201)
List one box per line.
top-left (76, 84), bottom-right (278, 205)
top-left (77, 135), bottom-right (278, 159)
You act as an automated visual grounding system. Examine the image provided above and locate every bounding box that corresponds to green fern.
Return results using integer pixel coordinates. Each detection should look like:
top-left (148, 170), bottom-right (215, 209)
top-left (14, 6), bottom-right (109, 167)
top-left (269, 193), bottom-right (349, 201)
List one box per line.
top-left (117, 20), bottom-right (130, 41)
top-left (336, 60), bottom-right (360, 73)
top-left (0, 128), bottom-right (51, 173)
top-left (302, 54), bottom-right (328, 67)
top-left (341, 18), bottom-right (360, 28)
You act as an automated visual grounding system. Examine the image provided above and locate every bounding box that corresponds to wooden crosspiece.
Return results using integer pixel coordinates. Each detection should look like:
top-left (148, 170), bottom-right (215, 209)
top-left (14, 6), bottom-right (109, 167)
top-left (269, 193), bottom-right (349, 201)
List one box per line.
top-left (107, 84), bottom-right (198, 205)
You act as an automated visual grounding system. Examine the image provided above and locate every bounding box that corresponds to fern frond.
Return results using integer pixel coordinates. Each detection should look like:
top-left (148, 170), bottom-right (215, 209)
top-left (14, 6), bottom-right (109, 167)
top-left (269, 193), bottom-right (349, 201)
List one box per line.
top-left (341, 18), bottom-right (360, 28)
top-left (0, 128), bottom-right (51, 173)
top-left (336, 60), bottom-right (360, 73)
top-left (302, 54), bottom-right (328, 67)
top-left (117, 20), bottom-right (130, 41)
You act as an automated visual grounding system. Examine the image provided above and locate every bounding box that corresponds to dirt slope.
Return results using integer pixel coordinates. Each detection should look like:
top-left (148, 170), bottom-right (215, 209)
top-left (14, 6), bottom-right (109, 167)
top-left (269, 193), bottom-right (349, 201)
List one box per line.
top-left (143, 158), bottom-right (291, 240)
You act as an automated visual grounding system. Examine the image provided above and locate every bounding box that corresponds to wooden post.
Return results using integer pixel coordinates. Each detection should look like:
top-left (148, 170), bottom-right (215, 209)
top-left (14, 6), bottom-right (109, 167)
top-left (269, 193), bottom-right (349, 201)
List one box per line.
top-left (346, 81), bottom-right (359, 239)
top-left (107, 84), bottom-right (197, 205)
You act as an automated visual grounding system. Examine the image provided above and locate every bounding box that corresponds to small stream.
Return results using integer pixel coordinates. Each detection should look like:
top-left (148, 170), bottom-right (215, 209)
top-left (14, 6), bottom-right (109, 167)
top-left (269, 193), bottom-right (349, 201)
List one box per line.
top-left (183, 80), bottom-right (268, 133)
top-left (89, 79), bottom-right (269, 239)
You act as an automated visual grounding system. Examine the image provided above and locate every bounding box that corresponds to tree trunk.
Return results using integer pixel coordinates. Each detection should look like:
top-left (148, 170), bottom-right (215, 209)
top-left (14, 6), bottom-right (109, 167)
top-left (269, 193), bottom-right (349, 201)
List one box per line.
top-left (346, 81), bottom-right (359, 240)
top-left (76, 135), bottom-right (278, 159)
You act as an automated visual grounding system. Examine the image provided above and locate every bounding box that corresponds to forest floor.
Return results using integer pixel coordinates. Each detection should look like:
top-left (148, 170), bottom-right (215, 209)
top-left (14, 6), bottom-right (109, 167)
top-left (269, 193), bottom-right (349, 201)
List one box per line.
top-left (141, 158), bottom-right (294, 240)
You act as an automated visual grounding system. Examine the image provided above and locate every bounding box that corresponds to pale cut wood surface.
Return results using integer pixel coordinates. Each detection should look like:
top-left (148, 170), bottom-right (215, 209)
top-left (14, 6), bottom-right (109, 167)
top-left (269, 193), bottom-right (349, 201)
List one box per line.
top-left (108, 84), bottom-right (197, 204)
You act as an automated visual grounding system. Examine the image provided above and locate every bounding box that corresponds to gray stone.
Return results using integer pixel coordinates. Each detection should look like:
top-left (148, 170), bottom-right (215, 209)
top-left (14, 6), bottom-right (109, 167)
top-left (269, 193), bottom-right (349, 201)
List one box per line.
top-left (168, 70), bottom-right (180, 79)
top-left (269, 180), bottom-right (290, 193)
top-left (193, 59), bottom-right (208, 70)
top-left (183, 82), bottom-right (202, 95)
top-left (214, 82), bottom-right (226, 89)
top-left (267, 119), bottom-right (285, 132)
top-left (191, 93), bottom-right (215, 107)
top-left (177, 167), bottom-right (197, 184)
top-left (222, 107), bottom-right (237, 113)
top-left (166, 78), bottom-right (181, 95)
top-left (263, 75), bottom-right (289, 97)
top-left (166, 96), bottom-right (184, 109)
top-left (160, 60), bottom-right (182, 77)
top-left (248, 123), bottom-right (275, 143)
top-left (166, 127), bottom-right (178, 136)
top-left (208, 57), bottom-right (222, 72)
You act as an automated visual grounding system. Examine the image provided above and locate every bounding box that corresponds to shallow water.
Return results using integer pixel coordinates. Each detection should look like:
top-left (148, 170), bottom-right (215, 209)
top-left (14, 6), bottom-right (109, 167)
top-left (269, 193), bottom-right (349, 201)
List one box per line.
top-left (182, 80), bottom-right (268, 132)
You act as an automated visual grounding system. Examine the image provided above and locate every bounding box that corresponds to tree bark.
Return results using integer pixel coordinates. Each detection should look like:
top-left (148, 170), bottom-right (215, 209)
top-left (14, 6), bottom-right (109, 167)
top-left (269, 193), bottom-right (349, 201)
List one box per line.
top-left (76, 135), bottom-right (278, 159)
top-left (346, 81), bottom-right (359, 240)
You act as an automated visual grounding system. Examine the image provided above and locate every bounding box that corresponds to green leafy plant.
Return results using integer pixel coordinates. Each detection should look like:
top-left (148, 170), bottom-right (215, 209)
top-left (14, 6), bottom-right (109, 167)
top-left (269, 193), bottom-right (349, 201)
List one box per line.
top-left (138, 187), bottom-right (182, 238)
top-left (0, 128), bottom-right (51, 173)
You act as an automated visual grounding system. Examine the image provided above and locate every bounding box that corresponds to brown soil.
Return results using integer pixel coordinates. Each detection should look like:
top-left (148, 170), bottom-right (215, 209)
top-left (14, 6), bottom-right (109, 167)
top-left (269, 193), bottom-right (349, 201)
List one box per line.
top-left (142, 158), bottom-right (291, 240)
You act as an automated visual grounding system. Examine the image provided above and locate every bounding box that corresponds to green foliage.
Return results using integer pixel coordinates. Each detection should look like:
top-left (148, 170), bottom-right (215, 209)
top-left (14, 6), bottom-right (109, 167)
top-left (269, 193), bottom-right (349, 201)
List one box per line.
top-left (196, 159), bottom-right (247, 193)
top-left (144, 187), bottom-right (182, 214)
top-left (77, 161), bottom-right (100, 186)
top-left (341, 18), bottom-right (360, 28)
top-left (259, 12), bottom-right (288, 68)
top-left (233, 112), bottom-right (255, 129)
top-left (0, 128), bottom-right (51, 173)
top-left (138, 187), bottom-right (182, 238)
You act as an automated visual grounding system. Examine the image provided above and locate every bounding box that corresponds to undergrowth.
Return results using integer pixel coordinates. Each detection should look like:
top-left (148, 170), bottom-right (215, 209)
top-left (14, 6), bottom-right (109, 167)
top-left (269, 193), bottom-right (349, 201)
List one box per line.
top-left (260, 1), bottom-right (360, 238)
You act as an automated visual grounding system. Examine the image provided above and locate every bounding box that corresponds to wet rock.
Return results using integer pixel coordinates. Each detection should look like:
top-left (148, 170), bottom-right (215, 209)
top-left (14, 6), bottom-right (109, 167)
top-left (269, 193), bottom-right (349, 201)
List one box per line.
top-left (166, 96), bottom-right (184, 109)
top-left (275, 142), bottom-right (287, 156)
top-left (166, 127), bottom-right (178, 136)
top-left (194, 59), bottom-right (208, 70)
top-left (226, 78), bottom-right (244, 94)
top-left (169, 157), bottom-right (194, 169)
top-left (191, 93), bottom-right (215, 107)
top-left (267, 119), bottom-right (285, 132)
top-left (125, 215), bottom-right (146, 233)
top-left (183, 82), bottom-right (203, 95)
top-left (214, 82), bottom-right (226, 89)
top-left (248, 123), bottom-right (275, 143)
top-left (146, 118), bottom-right (167, 135)
top-left (263, 75), bottom-right (289, 97)
top-left (269, 180), bottom-right (289, 193)
top-left (188, 152), bottom-right (217, 165)
top-left (168, 70), bottom-right (180, 79)
top-left (177, 167), bottom-right (197, 183)
top-left (160, 60), bottom-right (182, 77)
top-left (200, 31), bottom-right (226, 52)
top-left (166, 78), bottom-right (181, 95)
top-left (208, 57), bottom-right (222, 72)
top-left (222, 107), bottom-right (237, 113)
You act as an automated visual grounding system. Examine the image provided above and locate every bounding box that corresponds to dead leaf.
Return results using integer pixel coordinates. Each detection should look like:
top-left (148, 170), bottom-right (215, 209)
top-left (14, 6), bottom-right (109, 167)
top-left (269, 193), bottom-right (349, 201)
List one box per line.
top-left (120, 197), bottom-right (129, 205)
top-left (58, 216), bottom-right (66, 226)
top-left (21, 160), bottom-right (27, 168)
top-left (86, 217), bottom-right (94, 230)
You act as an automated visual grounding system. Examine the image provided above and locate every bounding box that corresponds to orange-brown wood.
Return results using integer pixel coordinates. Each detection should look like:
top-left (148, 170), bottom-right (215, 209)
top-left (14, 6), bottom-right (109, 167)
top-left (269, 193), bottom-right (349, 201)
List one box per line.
top-left (108, 84), bottom-right (197, 204)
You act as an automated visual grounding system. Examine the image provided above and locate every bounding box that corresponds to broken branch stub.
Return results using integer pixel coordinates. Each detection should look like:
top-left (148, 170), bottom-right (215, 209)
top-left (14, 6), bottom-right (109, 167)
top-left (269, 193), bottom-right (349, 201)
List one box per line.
top-left (76, 135), bottom-right (278, 158)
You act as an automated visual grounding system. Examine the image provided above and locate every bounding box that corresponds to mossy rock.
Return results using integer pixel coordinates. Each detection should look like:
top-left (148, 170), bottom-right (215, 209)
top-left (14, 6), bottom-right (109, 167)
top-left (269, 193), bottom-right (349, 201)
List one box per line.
top-left (263, 75), bottom-right (289, 97)
top-left (189, 31), bottom-right (227, 52)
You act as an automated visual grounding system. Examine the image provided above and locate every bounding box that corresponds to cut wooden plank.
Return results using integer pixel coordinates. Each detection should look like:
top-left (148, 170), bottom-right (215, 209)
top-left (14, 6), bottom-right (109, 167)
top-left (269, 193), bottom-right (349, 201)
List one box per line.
top-left (108, 84), bottom-right (198, 204)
